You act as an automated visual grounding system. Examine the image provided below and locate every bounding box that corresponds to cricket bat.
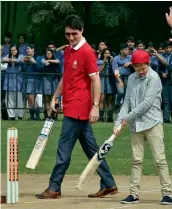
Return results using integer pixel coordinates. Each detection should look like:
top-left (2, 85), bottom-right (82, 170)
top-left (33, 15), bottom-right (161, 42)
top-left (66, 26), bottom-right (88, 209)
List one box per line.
top-left (26, 105), bottom-right (58, 169)
top-left (76, 124), bottom-right (122, 191)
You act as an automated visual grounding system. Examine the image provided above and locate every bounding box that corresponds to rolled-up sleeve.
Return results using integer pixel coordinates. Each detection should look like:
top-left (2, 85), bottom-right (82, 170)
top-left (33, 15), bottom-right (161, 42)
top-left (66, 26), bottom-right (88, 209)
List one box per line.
top-left (112, 56), bottom-right (119, 73)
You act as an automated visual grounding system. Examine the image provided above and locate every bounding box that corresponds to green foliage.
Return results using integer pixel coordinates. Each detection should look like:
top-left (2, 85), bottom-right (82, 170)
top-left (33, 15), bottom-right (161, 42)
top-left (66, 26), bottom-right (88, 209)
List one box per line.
top-left (26, 1), bottom-right (131, 35)
top-left (90, 2), bottom-right (132, 27)
top-left (26, 1), bottom-right (74, 34)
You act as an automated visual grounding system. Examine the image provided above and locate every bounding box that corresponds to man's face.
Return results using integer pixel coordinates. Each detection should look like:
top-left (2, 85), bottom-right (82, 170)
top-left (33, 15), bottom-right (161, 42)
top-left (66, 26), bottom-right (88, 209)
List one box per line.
top-left (65, 27), bottom-right (83, 47)
top-left (157, 47), bottom-right (164, 54)
top-left (99, 42), bottom-right (107, 51)
top-left (165, 46), bottom-right (172, 54)
top-left (136, 44), bottom-right (144, 50)
top-left (4, 37), bottom-right (11, 44)
top-left (133, 63), bottom-right (149, 77)
top-left (19, 36), bottom-right (25, 44)
top-left (127, 40), bottom-right (135, 48)
top-left (48, 44), bottom-right (56, 51)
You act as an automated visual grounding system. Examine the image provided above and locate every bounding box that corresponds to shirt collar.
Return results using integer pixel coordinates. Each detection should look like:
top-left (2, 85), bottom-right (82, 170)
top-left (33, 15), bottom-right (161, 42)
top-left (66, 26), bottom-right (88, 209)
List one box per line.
top-left (71, 37), bottom-right (86, 50)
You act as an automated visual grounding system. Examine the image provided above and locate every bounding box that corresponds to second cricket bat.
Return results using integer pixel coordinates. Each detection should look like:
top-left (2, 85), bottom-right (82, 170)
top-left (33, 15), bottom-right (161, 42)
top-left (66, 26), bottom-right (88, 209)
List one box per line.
top-left (26, 118), bottom-right (54, 169)
top-left (76, 125), bottom-right (122, 191)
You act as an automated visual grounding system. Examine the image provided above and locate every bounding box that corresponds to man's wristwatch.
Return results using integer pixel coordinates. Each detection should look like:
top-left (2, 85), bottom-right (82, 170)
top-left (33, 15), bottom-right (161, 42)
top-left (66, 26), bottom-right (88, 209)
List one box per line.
top-left (93, 102), bottom-right (99, 108)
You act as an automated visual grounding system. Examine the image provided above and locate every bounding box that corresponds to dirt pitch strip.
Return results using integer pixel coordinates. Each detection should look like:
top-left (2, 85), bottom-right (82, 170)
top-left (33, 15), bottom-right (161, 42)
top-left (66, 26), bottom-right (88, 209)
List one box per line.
top-left (1, 175), bottom-right (172, 209)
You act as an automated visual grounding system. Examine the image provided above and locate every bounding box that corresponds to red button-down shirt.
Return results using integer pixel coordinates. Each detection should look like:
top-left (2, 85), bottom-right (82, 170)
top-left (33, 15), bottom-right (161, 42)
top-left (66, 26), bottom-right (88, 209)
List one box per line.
top-left (62, 38), bottom-right (98, 120)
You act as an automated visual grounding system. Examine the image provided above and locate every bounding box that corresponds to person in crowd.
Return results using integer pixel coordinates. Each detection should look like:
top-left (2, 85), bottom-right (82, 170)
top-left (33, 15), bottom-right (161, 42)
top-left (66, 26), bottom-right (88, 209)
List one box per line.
top-left (97, 40), bottom-right (108, 59)
top-left (125, 36), bottom-right (136, 54)
top-left (114, 49), bottom-right (172, 205)
top-left (3, 32), bottom-right (12, 57)
top-left (22, 44), bottom-right (41, 120)
top-left (98, 48), bottom-right (115, 122)
top-left (135, 40), bottom-right (145, 50)
top-left (2, 45), bottom-right (24, 120)
top-left (1, 45), bottom-right (8, 120)
top-left (157, 43), bottom-right (166, 55)
top-left (18, 33), bottom-right (28, 56)
top-left (146, 42), bottom-right (168, 74)
top-left (41, 48), bottom-right (61, 119)
top-left (112, 43), bottom-right (132, 110)
top-left (160, 41), bottom-right (172, 123)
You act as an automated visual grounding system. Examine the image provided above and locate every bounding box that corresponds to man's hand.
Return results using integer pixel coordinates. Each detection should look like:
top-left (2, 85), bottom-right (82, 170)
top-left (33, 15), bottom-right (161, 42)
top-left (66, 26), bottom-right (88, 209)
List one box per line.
top-left (165, 6), bottom-right (172, 28)
top-left (50, 96), bottom-right (59, 113)
top-left (89, 106), bottom-right (99, 124)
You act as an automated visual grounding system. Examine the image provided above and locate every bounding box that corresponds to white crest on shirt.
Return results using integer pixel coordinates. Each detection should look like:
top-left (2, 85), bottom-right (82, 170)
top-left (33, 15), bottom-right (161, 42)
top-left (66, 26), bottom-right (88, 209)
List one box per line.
top-left (72, 60), bottom-right (78, 69)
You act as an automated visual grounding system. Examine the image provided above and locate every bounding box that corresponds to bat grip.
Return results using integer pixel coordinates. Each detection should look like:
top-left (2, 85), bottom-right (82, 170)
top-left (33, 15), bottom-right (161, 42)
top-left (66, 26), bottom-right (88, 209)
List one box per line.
top-left (50, 103), bottom-right (59, 118)
top-left (109, 124), bottom-right (122, 142)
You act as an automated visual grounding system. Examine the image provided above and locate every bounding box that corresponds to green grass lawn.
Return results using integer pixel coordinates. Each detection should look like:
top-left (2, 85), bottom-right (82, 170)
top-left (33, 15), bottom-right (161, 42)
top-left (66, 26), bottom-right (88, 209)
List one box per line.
top-left (1, 120), bottom-right (172, 175)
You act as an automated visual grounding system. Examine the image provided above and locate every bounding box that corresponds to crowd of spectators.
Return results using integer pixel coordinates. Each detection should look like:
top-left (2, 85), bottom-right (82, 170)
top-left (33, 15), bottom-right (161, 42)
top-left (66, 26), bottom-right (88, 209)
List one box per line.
top-left (1, 32), bottom-right (172, 123)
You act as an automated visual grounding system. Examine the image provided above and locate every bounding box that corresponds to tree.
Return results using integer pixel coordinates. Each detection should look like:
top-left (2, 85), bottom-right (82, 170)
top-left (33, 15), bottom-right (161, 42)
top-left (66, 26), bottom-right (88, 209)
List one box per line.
top-left (26, 1), bottom-right (132, 35)
top-left (26, 1), bottom-right (74, 35)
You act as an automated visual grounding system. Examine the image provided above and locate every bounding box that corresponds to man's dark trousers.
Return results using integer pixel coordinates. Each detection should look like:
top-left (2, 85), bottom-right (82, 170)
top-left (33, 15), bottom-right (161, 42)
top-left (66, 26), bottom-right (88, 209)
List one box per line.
top-left (49, 116), bottom-right (116, 192)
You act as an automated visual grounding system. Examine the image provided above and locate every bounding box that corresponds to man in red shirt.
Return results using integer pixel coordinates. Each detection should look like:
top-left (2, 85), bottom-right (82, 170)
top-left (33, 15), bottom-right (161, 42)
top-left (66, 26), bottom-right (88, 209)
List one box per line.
top-left (36, 15), bottom-right (117, 199)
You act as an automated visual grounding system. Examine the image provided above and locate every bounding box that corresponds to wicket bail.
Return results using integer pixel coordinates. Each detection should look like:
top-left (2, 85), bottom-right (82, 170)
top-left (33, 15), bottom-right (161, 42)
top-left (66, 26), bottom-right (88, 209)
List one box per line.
top-left (7, 128), bottom-right (19, 204)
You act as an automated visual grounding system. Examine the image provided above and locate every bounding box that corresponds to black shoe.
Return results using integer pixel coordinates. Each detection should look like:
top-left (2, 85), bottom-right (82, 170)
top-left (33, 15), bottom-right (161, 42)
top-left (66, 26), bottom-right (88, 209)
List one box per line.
top-left (161, 195), bottom-right (172, 205)
top-left (121, 195), bottom-right (139, 204)
top-left (9, 117), bottom-right (15, 120)
top-left (18, 117), bottom-right (23, 120)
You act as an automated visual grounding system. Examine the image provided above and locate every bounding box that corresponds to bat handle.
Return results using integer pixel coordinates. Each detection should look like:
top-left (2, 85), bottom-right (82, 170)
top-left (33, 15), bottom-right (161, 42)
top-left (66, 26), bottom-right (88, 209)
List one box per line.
top-left (109, 124), bottom-right (122, 142)
top-left (50, 103), bottom-right (59, 119)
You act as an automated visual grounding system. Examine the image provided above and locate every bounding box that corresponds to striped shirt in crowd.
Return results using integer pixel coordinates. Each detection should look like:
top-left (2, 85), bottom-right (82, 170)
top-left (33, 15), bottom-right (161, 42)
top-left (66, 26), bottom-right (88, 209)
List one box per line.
top-left (115, 67), bottom-right (163, 132)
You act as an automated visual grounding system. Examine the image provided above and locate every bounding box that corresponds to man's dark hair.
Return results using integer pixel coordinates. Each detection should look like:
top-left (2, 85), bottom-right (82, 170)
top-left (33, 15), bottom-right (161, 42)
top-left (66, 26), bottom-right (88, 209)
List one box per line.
top-left (48, 41), bottom-right (56, 48)
top-left (120, 43), bottom-right (128, 50)
top-left (27, 44), bottom-right (35, 50)
top-left (99, 40), bottom-right (108, 47)
top-left (136, 40), bottom-right (144, 46)
top-left (125, 36), bottom-right (135, 43)
top-left (64, 15), bottom-right (84, 31)
top-left (158, 43), bottom-right (164, 49)
top-left (4, 32), bottom-right (12, 39)
top-left (18, 33), bottom-right (27, 40)
top-left (147, 42), bottom-right (154, 48)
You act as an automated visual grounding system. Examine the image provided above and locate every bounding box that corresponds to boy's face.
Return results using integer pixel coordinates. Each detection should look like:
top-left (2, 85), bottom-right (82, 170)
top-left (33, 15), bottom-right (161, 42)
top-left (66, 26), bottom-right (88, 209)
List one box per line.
top-left (4, 37), bottom-right (11, 44)
top-left (121, 48), bottom-right (129, 56)
top-left (165, 46), bottom-right (172, 54)
top-left (65, 27), bottom-right (83, 47)
top-left (133, 63), bottom-right (149, 77)
top-left (157, 47), bottom-right (164, 54)
top-left (127, 40), bottom-right (135, 48)
top-left (136, 44), bottom-right (144, 50)
top-left (19, 36), bottom-right (25, 44)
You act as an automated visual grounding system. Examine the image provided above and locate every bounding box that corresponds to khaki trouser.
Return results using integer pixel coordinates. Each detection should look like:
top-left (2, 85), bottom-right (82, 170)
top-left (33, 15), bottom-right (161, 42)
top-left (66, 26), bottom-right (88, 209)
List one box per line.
top-left (130, 123), bottom-right (171, 198)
